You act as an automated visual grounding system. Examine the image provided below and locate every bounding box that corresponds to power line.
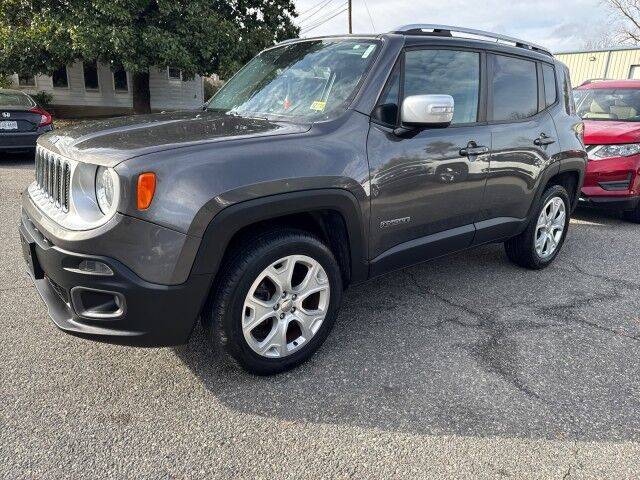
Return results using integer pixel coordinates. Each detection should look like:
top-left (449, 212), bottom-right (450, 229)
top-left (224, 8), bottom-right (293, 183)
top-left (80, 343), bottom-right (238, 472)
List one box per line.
top-left (298, 1), bottom-right (342, 27)
top-left (362, 0), bottom-right (376, 32)
top-left (297, 0), bottom-right (336, 23)
top-left (300, 7), bottom-right (349, 35)
top-left (300, 2), bottom-right (348, 32)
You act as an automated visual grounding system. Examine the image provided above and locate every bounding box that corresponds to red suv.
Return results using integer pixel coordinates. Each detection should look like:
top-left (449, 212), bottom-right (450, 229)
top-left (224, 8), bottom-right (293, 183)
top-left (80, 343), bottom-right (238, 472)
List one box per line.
top-left (575, 79), bottom-right (640, 222)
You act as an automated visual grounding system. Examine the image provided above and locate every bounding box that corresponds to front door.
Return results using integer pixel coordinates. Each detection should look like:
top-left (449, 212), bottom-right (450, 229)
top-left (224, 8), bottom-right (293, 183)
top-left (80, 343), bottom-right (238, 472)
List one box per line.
top-left (367, 47), bottom-right (491, 274)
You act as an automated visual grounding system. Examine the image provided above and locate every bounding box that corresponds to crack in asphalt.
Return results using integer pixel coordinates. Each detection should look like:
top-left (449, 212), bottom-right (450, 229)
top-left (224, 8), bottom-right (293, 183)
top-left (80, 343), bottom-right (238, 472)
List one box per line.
top-left (401, 269), bottom-right (551, 402)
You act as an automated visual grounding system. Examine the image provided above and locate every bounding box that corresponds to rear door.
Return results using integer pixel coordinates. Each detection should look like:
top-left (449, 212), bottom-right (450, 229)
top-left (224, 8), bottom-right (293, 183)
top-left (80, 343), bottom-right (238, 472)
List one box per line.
top-left (475, 53), bottom-right (561, 243)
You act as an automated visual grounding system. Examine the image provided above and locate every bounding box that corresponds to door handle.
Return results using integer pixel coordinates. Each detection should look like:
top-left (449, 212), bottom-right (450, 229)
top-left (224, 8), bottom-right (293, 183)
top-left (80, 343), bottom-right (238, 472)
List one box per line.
top-left (459, 142), bottom-right (489, 159)
top-left (534, 133), bottom-right (556, 146)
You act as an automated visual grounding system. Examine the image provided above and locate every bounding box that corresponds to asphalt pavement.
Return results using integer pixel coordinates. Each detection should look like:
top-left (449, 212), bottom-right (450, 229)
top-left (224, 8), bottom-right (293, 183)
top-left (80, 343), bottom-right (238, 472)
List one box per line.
top-left (1, 152), bottom-right (640, 479)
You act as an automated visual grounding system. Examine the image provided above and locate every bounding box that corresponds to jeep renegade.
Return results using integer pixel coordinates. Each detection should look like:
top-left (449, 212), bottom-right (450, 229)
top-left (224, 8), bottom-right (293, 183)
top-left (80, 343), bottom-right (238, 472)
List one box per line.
top-left (19, 25), bottom-right (587, 374)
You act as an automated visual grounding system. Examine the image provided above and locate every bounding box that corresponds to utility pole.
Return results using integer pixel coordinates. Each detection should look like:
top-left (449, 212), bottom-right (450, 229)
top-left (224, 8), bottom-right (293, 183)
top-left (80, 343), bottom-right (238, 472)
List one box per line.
top-left (348, 0), bottom-right (352, 33)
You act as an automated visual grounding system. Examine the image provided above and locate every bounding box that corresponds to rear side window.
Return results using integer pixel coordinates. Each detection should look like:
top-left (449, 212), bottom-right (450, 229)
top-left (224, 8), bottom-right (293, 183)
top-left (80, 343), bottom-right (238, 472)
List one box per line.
top-left (490, 54), bottom-right (538, 121)
top-left (542, 63), bottom-right (557, 107)
top-left (404, 49), bottom-right (480, 124)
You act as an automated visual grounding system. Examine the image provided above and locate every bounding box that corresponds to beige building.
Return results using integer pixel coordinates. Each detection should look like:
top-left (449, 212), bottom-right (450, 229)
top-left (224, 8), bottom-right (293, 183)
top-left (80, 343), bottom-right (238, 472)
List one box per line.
top-left (9, 61), bottom-right (205, 117)
top-left (556, 46), bottom-right (640, 87)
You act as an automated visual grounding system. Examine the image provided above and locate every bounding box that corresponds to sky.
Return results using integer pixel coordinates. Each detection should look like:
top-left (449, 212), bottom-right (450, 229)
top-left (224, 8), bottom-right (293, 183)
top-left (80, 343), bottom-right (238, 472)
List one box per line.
top-left (293, 0), bottom-right (617, 53)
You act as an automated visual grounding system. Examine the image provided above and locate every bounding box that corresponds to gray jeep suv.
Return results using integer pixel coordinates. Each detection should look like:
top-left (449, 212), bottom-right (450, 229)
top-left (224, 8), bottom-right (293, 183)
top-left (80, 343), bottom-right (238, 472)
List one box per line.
top-left (19, 25), bottom-right (586, 374)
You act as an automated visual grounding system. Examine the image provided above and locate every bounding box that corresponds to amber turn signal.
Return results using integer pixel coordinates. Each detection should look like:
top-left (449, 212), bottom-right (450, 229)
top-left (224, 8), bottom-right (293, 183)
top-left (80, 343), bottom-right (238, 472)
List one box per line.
top-left (137, 173), bottom-right (156, 210)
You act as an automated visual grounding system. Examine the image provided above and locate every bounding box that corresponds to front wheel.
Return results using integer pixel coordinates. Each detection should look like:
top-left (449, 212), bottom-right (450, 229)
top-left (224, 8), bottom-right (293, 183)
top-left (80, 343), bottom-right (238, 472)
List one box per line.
top-left (505, 185), bottom-right (571, 270)
top-left (205, 229), bottom-right (343, 375)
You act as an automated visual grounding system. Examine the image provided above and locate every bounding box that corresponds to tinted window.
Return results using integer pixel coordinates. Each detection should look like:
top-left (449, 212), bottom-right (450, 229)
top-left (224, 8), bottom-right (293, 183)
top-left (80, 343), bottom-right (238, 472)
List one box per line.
top-left (52, 67), bottom-right (68, 88)
top-left (542, 64), bottom-right (557, 107)
top-left (84, 61), bottom-right (99, 90)
top-left (373, 64), bottom-right (400, 125)
top-left (490, 55), bottom-right (538, 121)
top-left (404, 49), bottom-right (480, 124)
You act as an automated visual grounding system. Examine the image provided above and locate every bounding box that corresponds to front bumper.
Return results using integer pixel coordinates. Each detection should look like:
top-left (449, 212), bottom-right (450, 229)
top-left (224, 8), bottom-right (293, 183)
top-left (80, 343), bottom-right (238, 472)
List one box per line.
top-left (20, 209), bottom-right (213, 347)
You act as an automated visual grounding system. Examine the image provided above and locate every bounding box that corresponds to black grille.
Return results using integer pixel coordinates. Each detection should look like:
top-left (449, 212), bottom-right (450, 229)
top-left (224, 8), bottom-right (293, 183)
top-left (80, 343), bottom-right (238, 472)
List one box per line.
top-left (35, 147), bottom-right (70, 212)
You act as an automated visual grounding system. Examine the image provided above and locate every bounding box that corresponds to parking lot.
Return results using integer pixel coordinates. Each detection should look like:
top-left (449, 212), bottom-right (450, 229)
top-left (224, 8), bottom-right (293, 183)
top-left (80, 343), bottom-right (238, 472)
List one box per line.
top-left (1, 153), bottom-right (640, 478)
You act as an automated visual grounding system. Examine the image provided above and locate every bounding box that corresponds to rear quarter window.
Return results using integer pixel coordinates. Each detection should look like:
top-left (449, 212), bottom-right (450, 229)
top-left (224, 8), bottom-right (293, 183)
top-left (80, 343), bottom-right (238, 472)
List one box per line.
top-left (542, 63), bottom-right (557, 107)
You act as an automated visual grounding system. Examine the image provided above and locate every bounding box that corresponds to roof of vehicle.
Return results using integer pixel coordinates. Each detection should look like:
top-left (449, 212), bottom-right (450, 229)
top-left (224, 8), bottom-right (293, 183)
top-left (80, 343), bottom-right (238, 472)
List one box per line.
top-left (576, 79), bottom-right (640, 89)
top-left (281, 24), bottom-right (554, 63)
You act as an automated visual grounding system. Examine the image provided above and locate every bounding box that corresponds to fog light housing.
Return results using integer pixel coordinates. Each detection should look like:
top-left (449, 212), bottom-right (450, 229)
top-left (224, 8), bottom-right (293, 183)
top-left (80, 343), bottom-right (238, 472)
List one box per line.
top-left (71, 287), bottom-right (125, 319)
top-left (79, 260), bottom-right (113, 276)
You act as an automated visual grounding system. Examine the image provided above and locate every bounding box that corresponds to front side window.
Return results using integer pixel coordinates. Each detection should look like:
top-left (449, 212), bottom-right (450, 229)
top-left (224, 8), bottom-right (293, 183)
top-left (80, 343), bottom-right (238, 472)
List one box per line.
top-left (84, 61), bottom-right (99, 90)
top-left (574, 88), bottom-right (640, 121)
top-left (404, 49), bottom-right (480, 124)
top-left (490, 54), bottom-right (538, 121)
top-left (207, 39), bottom-right (379, 122)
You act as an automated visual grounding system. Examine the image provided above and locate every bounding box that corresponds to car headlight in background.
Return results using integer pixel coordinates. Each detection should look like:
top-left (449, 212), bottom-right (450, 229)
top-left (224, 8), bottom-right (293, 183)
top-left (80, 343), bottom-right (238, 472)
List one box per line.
top-left (95, 166), bottom-right (119, 214)
top-left (589, 143), bottom-right (640, 160)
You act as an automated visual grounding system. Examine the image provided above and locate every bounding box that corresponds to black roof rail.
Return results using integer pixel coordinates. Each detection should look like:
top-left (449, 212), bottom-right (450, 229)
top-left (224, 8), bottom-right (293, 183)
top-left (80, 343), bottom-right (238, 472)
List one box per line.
top-left (391, 24), bottom-right (553, 57)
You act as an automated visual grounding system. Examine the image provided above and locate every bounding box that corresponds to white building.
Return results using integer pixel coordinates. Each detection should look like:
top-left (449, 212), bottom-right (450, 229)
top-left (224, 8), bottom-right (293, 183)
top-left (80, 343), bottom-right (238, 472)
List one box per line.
top-left (9, 61), bottom-right (205, 117)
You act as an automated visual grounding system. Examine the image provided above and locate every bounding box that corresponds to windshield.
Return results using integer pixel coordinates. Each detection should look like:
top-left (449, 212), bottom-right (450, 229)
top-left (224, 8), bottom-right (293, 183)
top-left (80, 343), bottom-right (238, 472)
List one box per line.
top-left (0, 91), bottom-right (34, 108)
top-left (574, 88), bottom-right (640, 122)
top-left (206, 39), bottom-right (379, 122)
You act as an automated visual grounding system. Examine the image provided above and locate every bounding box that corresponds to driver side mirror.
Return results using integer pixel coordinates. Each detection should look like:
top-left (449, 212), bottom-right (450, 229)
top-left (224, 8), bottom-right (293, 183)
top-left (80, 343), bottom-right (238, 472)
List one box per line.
top-left (401, 94), bottom-right (455, 127)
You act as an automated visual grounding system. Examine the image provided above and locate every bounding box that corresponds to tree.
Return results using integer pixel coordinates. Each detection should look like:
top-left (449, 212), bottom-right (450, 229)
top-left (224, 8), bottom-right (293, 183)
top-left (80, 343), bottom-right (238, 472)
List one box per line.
top-left (603, 0), bottom-right (640, 44)
top-left (0, 1), bottom-right (299, 113)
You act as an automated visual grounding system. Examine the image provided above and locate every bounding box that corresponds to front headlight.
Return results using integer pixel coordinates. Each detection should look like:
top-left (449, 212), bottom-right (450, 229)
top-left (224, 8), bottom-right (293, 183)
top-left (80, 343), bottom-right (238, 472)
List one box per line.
top-left (589, 143), bottom-right (640, 160)
top-left (95, 166), bottom-right (119, 214)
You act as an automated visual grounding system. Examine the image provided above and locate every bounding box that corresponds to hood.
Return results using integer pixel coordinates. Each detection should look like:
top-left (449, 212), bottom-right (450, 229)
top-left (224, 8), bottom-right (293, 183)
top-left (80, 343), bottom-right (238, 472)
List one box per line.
top-left (583, 120), bottom-right (640, 145)
top-left (38, 110), bottom-right (311, 166)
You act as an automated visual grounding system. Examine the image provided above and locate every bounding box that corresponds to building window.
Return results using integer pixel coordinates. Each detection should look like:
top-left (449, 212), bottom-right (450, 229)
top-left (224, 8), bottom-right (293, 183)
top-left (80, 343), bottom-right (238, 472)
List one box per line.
top-left (629, 65), bottom-right (640, 79)
top-left (168, 67), bottom-right (182, 81)
top-left (52, 67), bottom-right (69, 88)
top-left (83, 61), bottom-right (100, 90)
top-left (18, 74), bottom-right (36, 87)
top-left (113, 67), bottom-right (128, 92)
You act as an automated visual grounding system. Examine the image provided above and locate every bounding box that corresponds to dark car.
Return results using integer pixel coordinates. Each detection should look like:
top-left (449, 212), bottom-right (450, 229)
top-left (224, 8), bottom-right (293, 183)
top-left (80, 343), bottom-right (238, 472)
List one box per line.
top-left (19, 25), bottom-right (586, 374)
top-left (0, 89), bottom-right (53, 155)
top-left (574, 79), bottom-right (640, 222)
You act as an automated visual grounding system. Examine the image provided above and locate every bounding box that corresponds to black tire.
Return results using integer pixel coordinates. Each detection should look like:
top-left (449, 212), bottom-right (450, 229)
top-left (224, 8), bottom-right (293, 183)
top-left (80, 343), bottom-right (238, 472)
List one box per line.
top-left (504, 185), bottom-right (571, 270)
top-left (623, 203), bottom-right (640, 223)
top-left (204, 229), bottom-right (343, 375)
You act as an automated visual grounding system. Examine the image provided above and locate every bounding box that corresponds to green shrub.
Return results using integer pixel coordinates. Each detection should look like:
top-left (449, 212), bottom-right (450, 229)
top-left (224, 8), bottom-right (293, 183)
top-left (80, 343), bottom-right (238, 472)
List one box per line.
top-left (203, 81), bottom-right (220, 101)
top-left (31, 91), bottom-right (54, 110)
top-left (0, 75), bottom-right (13, 89)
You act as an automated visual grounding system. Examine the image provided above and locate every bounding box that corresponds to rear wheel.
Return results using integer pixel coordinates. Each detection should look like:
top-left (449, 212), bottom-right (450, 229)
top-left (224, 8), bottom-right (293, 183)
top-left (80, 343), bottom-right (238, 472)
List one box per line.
top-left (205, 229), bottom-right (343, 375)
top-left (505, 185), bottom-right (571, 269)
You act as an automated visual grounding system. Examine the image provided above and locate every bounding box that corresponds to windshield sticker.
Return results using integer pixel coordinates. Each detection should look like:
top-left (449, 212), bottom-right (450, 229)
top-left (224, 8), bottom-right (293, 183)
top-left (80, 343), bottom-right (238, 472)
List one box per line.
top-left (362, 45), bottom-right (376, 59)
top-left (310, 101), bottom-right (327, 112)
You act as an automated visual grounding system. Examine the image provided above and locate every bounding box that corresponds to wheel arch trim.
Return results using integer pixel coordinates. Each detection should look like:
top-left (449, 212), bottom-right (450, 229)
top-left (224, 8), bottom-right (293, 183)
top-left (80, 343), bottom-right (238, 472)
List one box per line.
top-left (190, 189), bottom-right (369, 284)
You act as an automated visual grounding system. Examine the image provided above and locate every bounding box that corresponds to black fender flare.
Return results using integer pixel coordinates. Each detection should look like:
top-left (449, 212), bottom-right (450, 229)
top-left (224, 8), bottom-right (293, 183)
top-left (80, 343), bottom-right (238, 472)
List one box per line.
top-left (190, 189), bottom-right (369, 284)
